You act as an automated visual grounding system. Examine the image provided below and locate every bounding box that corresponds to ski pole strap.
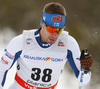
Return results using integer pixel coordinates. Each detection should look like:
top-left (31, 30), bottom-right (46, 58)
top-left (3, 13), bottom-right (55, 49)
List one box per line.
top-left (15, 73), bottom-right (58, 89)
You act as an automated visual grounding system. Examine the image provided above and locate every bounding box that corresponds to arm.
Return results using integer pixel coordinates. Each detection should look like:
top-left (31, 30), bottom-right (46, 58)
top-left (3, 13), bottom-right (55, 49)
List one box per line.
top-left (0, 34), bottom-right (23, 88)
top-left (67, 35), bottom-right (91, 84)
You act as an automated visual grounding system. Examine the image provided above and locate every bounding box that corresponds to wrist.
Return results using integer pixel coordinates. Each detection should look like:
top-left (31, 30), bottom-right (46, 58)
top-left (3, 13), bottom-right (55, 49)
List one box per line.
top-left (81, 67), bottom-right (91, 74)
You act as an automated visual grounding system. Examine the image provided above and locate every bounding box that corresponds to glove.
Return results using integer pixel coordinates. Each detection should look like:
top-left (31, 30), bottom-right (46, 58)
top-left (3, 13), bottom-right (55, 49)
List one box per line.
top-left (80, 49), bottom-right (93, 74)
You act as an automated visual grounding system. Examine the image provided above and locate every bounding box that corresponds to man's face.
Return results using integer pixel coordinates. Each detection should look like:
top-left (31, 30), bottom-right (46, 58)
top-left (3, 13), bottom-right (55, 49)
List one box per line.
top-left (40, 24), bottom-right (61, 44)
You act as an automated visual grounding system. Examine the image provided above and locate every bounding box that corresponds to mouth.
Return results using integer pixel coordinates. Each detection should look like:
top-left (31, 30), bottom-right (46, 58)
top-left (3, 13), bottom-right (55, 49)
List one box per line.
top-left (49, 38), bottom-right (56, 43)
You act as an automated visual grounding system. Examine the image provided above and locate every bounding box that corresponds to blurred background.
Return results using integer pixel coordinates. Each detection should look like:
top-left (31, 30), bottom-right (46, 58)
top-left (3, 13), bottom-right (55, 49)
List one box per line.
top-left (0, 0), bottom-right (100, 89)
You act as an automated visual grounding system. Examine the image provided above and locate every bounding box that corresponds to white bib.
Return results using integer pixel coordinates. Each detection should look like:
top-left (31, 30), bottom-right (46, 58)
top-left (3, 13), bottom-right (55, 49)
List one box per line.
top-left (15, 29), bottom-right (68, 88)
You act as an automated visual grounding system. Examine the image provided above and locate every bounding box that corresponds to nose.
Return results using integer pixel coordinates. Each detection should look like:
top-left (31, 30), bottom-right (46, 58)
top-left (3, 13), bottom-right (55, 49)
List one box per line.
top-left (52, 32), bottom-right (58, 37)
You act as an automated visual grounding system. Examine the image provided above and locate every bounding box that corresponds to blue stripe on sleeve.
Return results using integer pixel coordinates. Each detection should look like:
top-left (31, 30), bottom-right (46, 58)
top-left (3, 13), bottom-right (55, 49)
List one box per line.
top-left (1, 50), bottom-right (22, 86)
top-left (67, 50), bottom-right (79, 78)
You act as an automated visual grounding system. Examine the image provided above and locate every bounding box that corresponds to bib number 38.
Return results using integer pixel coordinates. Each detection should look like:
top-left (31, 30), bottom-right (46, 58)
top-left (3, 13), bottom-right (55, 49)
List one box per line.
top-left (31, 68), bottom-right (52, 82)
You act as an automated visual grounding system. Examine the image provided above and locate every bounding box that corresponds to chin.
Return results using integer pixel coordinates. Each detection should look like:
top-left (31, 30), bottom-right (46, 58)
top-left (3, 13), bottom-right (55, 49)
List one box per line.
top-left (48, 41), bottom-right (56, 44)
top-left (47, 39), bottom-right (57, 44)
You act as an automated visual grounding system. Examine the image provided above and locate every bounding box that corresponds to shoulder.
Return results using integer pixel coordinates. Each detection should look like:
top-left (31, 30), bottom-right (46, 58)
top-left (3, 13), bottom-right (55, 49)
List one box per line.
top-left (60, 31), bottom-right (78, 44)
top-left (67, 34), bottom-right (80, 53)
top-left (61, 30), bottom-right (69, 35)
top-left (67, 35), bottom-right (79, 45)
top-left (6, 34), bottom-right (23, 54)
top-left (8, 34), bottom-right (23, 46)
top-left (23, 29), bottom-right (37, 34)
top-left (59, 31), bottom-right (69, 40)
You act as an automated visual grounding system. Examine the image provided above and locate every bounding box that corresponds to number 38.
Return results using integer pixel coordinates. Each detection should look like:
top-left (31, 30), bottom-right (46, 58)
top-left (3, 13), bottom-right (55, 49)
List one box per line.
top-left (31, 68), bottom-right (52, 82)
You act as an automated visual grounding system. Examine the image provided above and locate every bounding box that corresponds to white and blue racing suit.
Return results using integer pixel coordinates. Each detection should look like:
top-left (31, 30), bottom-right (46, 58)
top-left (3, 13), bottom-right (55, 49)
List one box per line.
top-left (0, 28), bottom-right (91, 89)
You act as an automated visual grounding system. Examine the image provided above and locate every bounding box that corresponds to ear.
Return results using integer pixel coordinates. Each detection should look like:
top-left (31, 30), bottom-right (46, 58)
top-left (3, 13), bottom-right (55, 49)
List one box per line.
top-left (40, 23), bottom-right (43, 27)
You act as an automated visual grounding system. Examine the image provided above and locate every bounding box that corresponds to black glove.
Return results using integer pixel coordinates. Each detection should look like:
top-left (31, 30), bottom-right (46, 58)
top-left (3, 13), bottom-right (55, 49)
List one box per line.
top-left (80, 49), bottom-right (93, 74)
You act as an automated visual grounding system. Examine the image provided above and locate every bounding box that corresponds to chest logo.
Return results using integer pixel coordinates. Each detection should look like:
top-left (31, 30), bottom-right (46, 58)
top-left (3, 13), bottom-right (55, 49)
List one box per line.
top-left (57, 40), bottom-right (65, 47)
top-left (26, 38), bottom-right (33, 45)
top-left (24, 55), bottom-right (63, 62)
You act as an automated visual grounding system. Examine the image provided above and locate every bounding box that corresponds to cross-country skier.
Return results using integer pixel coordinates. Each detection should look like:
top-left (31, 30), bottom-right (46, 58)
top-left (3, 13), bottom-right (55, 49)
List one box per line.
top-left (0, 2), bottom-right (93, 89)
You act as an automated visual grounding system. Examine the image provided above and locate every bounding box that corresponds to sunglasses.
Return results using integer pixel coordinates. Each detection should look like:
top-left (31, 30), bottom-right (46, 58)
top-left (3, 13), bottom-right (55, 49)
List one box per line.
top-left (42, 18), bottom-right (65, 34)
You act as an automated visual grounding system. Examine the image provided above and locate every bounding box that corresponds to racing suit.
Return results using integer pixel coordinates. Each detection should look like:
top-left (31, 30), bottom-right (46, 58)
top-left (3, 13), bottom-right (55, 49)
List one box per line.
top-left (0, 29), bottom-right (91, 89)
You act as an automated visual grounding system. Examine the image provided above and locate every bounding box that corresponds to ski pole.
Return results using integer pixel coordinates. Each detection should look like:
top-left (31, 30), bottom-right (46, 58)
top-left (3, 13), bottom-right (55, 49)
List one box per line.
top-left (79, 49), bottom-right (88, 89)
top-left (79, 69), bottom-right (84, 89)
